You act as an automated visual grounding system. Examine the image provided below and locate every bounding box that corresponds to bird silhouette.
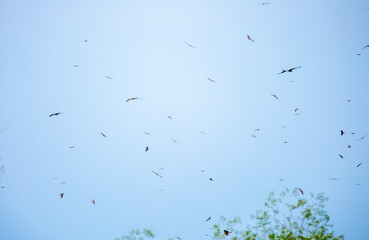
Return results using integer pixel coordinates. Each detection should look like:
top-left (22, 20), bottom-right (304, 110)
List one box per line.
top-left (299, 188), bottom-right (304, 195)
top-left (184, 42), bottom-right (197, 49)
top-left (101, 132), bottom-right (107, 138)
top-left (357, 162), bottom-right (363, 168)
top-left (60, 193), bottom-right (64, 198)
top-left (247, 35), bottom-right (255, 42)
top-left (126, 97), bottom-right (139, 102)
top-left (207, 77), bottom-right (217, 83)
top-left (152, 171), bottom-right (163, 178)
top-left (356, 133), bottom-right (368, 141)
top-left (145, 146), bottom-right (149, 152)
top-left (271, 94), bottom-right (279, 100)
top-left (49, 112), bottom-right (62, 117)
top-left (339, 154), bottom-right (344, 159)
top-left (279, 66), bottom-right (301, 74)
top-left (205, 216), bottom-right (211, 222)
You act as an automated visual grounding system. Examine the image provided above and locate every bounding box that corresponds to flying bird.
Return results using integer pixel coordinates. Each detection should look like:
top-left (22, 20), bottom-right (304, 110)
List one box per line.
top-left (101, 132), bottom-right (107, 138)
top-left (74, 64), bottom-right (79, 67)
top-left (143, 132), bottom-right (151, 135)
top-left (329, 178), bottom-right (339, 180)
top-left (92, 199), bottom-right (95, 204)
top-left (247, 35), bottom-right (255, 42)
top-left (357, 133), bottom-right (368, 141)
top-left (357, 162), bottom-right (363, 168)
top-left (271, 94), bottom-right (278, 100)
top-left (348, 145), bottom-right (351, 148)
top-left (339, 154), bottom-right (344, 159)
top-left (60, 182), bottom-right (67, 184)
top-left (224, 230), bottom-right (232, 236)
top-left (104, 75), bottom-right (113, 80)
top-left (207, 77), bottom-right (217, 83)
top-left (145, 146), bottom-right (149, 152)
top-left (69, 146), bottom-right (75, 149)
top-left (175, 237), bottom-right (182, 240)
top-left (254, 128), bottom-right (260, 131)
top-left (362, 45), bottom-right (369, 49)
top-left (184, 42), bottom-right (197, 49)
top-left (259, 2), bottom-right (270, 5)
top-left (168, 116), bottom-right (172, 119)
top-left (84, 40), bottom-right (88, 42)
top-left (299, 188), bottom-right (304, 195)
top-left (341, 130), bottom-right (344, 136)
top-left (251, 134), bottom-right (257, 138)
top-left (60, 193), bottom-right (64, 198)
top-left (205, 216), bottom-right (211, 222)
top-left (171, 138), bottom-right (177, 144)
top-left (294, 108), bottom-right (299, 112)
top-left (209, 178), bottom-right (214, 181)
top-left (279, 66), bottom-right (301, 74)
top-left (347, 99), bottom-right (351, 102)
top-left (49, 112), bottom-right (62, 117)
top-left (126, 97), bottom-right (139, 102)
top-left (294, 113), bottom-right (302, 116)
top-left (282, 125), bottom-right (287, 129)
top-left (199, 130), bottom-right (207, 134)
top-left (279, 178), bottom-right (284, 181)
top-left (152, 171), bottom-right (163, 178)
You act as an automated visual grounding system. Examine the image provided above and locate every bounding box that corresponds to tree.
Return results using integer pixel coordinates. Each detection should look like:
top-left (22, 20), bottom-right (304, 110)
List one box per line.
top-left (116, 188), bottom-right (344, 240)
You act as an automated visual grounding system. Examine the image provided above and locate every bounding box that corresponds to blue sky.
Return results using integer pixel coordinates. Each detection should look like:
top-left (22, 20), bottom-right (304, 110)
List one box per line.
top-left (1, 0), bottom-right (369, 239)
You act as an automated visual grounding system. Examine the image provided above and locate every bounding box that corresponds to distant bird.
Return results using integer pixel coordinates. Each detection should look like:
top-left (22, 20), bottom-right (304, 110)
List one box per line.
top-left (352, 132), bottom-right (356, 135)
top-left (143, 132), bottom-right (151, 135)
top-left (184, 42), bottom-right (197, 49)
top-left (69, 146), bottom-right (75, 149)
top-left (205, 216), bottom-right (211, 222)
top-left (92, 199), bottom-right (95, 204)
top-left (348, 145), bottom-right (351, 148)
top-left (254, 128), bottom-right (260, 131)
top-left (0, 186), bottom-right (4, 189)
top-left (282, 125), bottom-right (287, 129)
top-left (279, 66), bottom-right (301, 74)
top-left (200, 170), bottom-right (206, 172)
top-left (259, 2), bottom-right (270, 5)
top-left (329, 178), bottom-right (339, 180)
top-left (145, 146), bottom-right (149, 152)
top-left (341, 130), bottom-right (345, 136)
top-left (251, 134), bottom-right (257, 138)
top-left (356, 133), bottom-right (368, 141)
top-left (294, 108), bottom-right (299, 112)
top-left (207, 77), bottom-right (217, 83)
top-left (175, 237), bottom-right (182, 240)
top-left (362, 45), bottom-right (369, 49)
top-left (101, 132), bottom-right (107, 138)
top-left (152, 170), bottom-right (163, 178)
top-left (284, 141), bottom-right (288, 143)
top-left (299, 188), bottom-right (304, 195)
top-left (49, 112), bottom-right (62, 117)
top-left (224, 230), bottom-right (231, 236)
top-left (294, 113), bottom-right (302, 116)
top-left (168, 116), bottom-right (172, 120)
top-left (279, 178), bottom-right (284, 181)
top-left (209, 178), bottom-right (214, 181)
top-left (339, 154), bottom-right (344, 159)
top-left (60, 193), bottom-right (64, 198)
top-left (171, 138), bottom-right (177, 144)
top-left (247, 35), bottom-right (255, 43)
top-left (347, 99), bottom-right (351, 102)
top-left (104, 75), bottom-right (113, 80)
top-left (271, 94), bottom-right (278, 100)
top-left (60, 182), bottom-right (67, 184)
top-left (84, 40), bottom-right (88, 42)
top-left (199, 130), bottom-right (207, 134)
top-left (126, 97), bottom-right (139, 102)
top-left (357, 162), bottom-right (363, 168)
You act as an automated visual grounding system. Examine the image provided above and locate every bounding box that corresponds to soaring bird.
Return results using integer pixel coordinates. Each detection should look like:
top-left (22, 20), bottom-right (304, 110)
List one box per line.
top-left (171, 138), bottom-right (177, 144)
top-left (279, 178), bottom-right (284, 181)
top-left (91, 199), bottom-right (95, 204)
top-left (251, 134), bottom-right (257, 138)
top-left (329, 178), bottom-right (339, 180)
top-left (60, 182), bottom-right (67, 184)
top-left (74, 65), bottom-right (79, 67)
top-left (254, 128), bottom-right (260, 131)
top-left (357, 162), bottom-right (363, 168)
top-left (362, 45), bottom-right (369, 49)
top-left (168, 116), bottom-right (172, 120)
top-left (60, 193), bottom-right (64, 198)
top-left (279, 66), bottom-right (301, 74)
top-left (339, 154), bottom-right (344, 159)
top-left (152, 171), bottom-right (163, 178)
top-left (341, 130), bottom-right (345, 136)
top-left (294, 108), bottom-right (299, 112)
top-left (100, 132), bottom-right (107, 138)
top-left (348, 145), bottom-right (352, 148)
top-left (49, 112), bottom-right (62, 117)
top-left (69, 146), bottom-right (75, 149)
top-left (205, 216), bottom-right (211, 222)
top-left (224, 230), bottom-right (232, 236)
top-left (143, 132), bottom-right (151, 135)
top-left (247, 35), bottom-right (255, 42)
top-left (145, 146), bottom-right (149, 152)
top-left (282, 125), bottom-right (287, 129)
top-left (207, 77), bottom-right (216, 83)
top-left (126, 97), bottom-right (139, 102)
top-left (184, 42), bottom-right (197, 49)
top-left (259, 2), bottom-right (270, 5)
top-left (84, 40), bottom-right (88, 42)
top-left (299, 188), bottom-right (304, 195)
top-left (209, 178), bottom-right (214, 181)
top-left (104, 75), bottom-right (113, 80)
top-left (357, 133), bottom-right (368, 141)
top-left (199, 130), bottom-right (207, 134)
top-left (271, 94), bottom-right (279, 100)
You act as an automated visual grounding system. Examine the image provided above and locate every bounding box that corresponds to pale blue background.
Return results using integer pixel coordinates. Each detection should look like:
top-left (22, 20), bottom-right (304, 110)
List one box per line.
top-left (1, 0), bottom-right (369, 239)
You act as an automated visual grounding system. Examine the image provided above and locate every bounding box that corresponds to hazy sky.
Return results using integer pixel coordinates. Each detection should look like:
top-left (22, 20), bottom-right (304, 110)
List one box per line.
top-left (1, 1), bottom-right (369, 239)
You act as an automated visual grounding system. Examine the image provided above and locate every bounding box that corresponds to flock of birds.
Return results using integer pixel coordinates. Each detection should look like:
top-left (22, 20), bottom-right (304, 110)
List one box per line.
top-left (1, 2), bottom-right (368, 239)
